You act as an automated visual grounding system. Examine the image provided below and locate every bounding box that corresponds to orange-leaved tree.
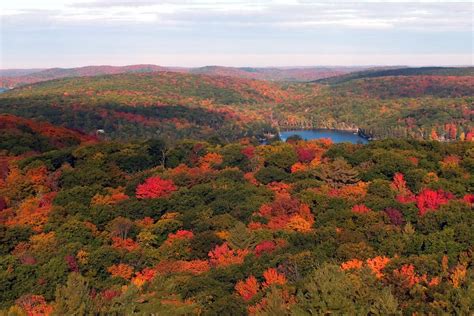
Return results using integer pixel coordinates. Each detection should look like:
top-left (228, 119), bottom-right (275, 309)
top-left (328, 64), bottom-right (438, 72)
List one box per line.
top-left (208, 242), bottom-right (249, 267)
top-left (107, 263), bottom-right (134, 280)
top-left (262, 268), bottom-right (287, 288)
top-left (235, 276), bottom-right (259, 301)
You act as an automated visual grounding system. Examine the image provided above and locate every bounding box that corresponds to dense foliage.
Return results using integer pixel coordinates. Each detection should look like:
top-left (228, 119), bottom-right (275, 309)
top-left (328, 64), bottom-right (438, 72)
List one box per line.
top-left (0, 114), bottom-right (96, 155)
top-left (0, 72), bottom-right (285, 142)
top-left (278, 76), bottom-right (473, 140)
top-left (0, 67), bottom-right (473, 315)
top-left (1, 69), bottom-right (472, 143)
top-left (0, 121), bottom-right (473, 314)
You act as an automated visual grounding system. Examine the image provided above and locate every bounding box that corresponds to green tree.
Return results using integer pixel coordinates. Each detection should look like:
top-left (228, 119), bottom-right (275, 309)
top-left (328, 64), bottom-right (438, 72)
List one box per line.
top-left (264, 145), bottom-right (298, 171)
top-left (255, 166), bottom-right (289, 184)
top-left (53, 272), bottom-right (94, 316)
top-left (292, 264), bottom-right (399, 315)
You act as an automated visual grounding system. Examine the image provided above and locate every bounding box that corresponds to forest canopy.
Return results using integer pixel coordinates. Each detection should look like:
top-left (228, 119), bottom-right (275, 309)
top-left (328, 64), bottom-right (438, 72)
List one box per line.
top-left (0, 125), bottom-right (473, 314)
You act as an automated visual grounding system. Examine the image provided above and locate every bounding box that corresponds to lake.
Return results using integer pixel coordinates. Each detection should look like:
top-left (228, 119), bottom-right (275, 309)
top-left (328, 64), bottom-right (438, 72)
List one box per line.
top-left (279, 129), bottom-right (369, 144)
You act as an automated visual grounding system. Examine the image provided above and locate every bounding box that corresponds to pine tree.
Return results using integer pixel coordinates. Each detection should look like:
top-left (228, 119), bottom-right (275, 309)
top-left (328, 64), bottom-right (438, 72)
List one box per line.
top-left (227, 222), bottom-right (257, 250)
top-left (53, 272), bottom-right (94, 316)
top-left (291, 264), bottom-right (399, 315)
top-left (316, 158), bottom-right (359, 188)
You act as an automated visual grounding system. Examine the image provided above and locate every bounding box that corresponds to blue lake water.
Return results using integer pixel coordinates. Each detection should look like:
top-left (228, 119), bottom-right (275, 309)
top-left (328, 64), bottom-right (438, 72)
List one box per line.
top-left (279, 129), bottom-right (369, 144)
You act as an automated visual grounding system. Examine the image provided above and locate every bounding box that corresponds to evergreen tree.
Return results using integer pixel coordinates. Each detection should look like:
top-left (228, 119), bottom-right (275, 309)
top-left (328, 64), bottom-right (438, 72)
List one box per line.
top-left (316, 158), bottom-right (359, 188)
top-left (53, 273), bottom-right (94, 316)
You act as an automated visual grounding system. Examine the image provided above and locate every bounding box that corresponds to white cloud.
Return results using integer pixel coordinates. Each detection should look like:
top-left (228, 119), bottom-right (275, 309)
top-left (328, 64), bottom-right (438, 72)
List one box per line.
top-left (1, 1), bottom-right (472, 31)
top-left (1, 0), bottom-right (471, 68)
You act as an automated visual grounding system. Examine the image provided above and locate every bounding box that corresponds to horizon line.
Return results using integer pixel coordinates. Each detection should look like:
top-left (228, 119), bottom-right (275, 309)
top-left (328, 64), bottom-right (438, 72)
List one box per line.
top-left (2, 64), bottom-right (473, 71)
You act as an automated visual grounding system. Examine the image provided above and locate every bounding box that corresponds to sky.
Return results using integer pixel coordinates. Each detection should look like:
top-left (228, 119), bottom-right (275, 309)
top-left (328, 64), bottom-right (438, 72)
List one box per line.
top-left (0, 0), bottom-right (473, 68)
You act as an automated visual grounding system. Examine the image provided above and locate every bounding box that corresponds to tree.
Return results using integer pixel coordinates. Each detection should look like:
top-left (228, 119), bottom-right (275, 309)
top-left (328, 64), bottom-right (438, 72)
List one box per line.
top-left (316, 158), bottom-right (358, 188)
top-left (106, 217), bottom-right (134, 240)
top-left (165, 229), bottom-right (194, 245)
top-left (53, 273), bottom-right (94, 316)
top-left (107, 263), bottom-right (134, 280)
top-left (146, 138), bottom-right (167, 166)
top-left (208, 243), bottom-right (249, 267)
top-left (264, 145), bottom-right (298, 171)
top-left (365, 256), bottom-right (391, 279)
top-left (15, 295), bottom-right (53, 316)
top-left (416, 188), bottom-right (454, 216)
top-left (292, 264), bottom-right (399, 315)
top-left (249, 195), bottom-right (314, 233)
top-left (254, 241), bottom-right (277, 257)
top-left (220, 144), bottom-right (253, 172)
top-left (0, 225), bottom-right (33, 256)
top-left (351, 204), bottom-right (371, 214)
top-left (249, 287), bottom-right (295, 316)
top-left (262, 268), bottom-right (287, 288)
top-left (286, 135), bottom-right (303, 143)
top-left (340, 259), bottom-right (363, 271)
top-left (254, 166), bottom-right (289, 185)
top-left (391, 173), bottom-right (412, 196)
top-left (222, 223), bottom-right (257, 255)
top-left (199, 152), bottom-right (223, 170)
top-left (154, 259), bottom-right (209, 275)
top-left (189, 231), bottom-right (222, 259)
top-left (136, 176), bottom-right (177, 199)
top-left (384, 208), bottom-right (405, 226)
top-left (235, 276), bottom-right (259, 301)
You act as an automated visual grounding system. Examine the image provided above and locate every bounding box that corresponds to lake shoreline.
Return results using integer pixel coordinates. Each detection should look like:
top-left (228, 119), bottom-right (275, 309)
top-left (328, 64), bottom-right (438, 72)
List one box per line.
top-left (279, 129), bottom-right (370, 144)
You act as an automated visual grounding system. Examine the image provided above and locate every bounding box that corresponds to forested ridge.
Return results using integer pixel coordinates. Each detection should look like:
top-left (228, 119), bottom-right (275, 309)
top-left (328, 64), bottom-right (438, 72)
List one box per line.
top-left (1, 69), bottom-right (473, 142)
top-left (0, 65), bottom-right (361, 89)
top-left (315, 66), bottom-right (474, 85)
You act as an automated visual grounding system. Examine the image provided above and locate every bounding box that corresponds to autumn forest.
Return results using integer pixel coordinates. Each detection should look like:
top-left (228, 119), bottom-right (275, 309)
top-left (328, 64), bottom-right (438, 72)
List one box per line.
top-left (0, 65), bottom-right (473, 315)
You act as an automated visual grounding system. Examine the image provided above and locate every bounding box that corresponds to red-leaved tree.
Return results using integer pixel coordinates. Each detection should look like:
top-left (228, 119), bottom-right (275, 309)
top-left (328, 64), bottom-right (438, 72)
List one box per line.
top-left (136, 176), bottom-right (177, 199)
top-left (416, 188), bottom-right (454, 216)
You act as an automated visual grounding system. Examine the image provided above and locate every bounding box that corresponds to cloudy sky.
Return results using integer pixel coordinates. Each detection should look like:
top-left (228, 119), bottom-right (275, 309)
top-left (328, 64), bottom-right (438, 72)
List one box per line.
top-left (1, 0), bottom-right (472, 68)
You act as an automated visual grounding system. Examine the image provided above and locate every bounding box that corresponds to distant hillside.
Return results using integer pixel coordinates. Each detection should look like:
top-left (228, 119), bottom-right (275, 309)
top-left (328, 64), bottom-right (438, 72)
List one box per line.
top-left (0, 65), bottom-right (166, 89)
top-left (316, 67), bottom-right (474, 85)
top-left (0, 69), bottom-right (46, 77)
top-left (188, 66), bottom-right (362, 81)
top-left (331, 76), bottom-right (474, 98)
top-left (2, 71), bottom-right (293, 105)
top-left (0, 65), bottom-right (366, 88)
top-left (1, 68), bottom-right (473, 142)
top-left (0, 72), bottom-right (283, 141)
top-left (0, 114), bottom-right (96, 155)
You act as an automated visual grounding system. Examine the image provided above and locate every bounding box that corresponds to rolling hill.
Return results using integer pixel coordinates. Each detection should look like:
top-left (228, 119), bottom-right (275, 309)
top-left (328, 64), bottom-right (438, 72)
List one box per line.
top-left (187, 66), bottom-right (362, 82)
top-left (330, 75), bottom-right (474, 98)
top-left (2, 71), bottom-right (293, 105)
top-left (1, 69), bottom-right (473, 143)
top-left (0, 72), bottom-right (286, 141)
top-left (0, 69), bottom-right (46, 77)
top-left (0, 65), bottom-right (366, 89)
top-left (0, 114), bottom-right (96, 155)
top-left (0, 65), bottom-right (166, 89)
top-left (316, 66), bottom-right (474, 85)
